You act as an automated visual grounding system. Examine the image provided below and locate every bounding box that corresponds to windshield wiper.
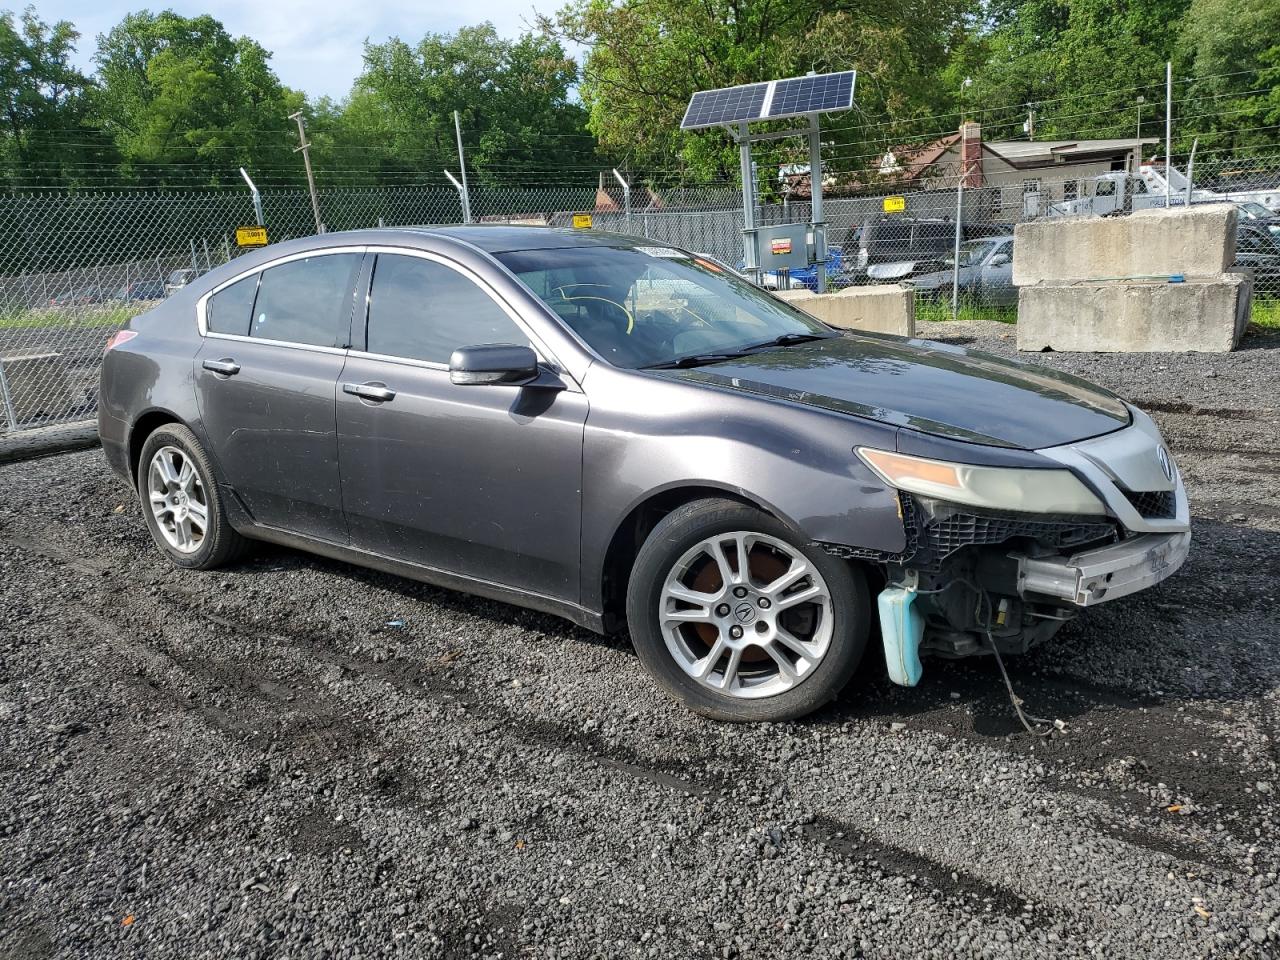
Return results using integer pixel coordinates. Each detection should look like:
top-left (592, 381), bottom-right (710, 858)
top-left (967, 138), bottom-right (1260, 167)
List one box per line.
top-left (641, 351), bottom-right (748, 370)
top-left (741, 331), bottom-right (838, 351)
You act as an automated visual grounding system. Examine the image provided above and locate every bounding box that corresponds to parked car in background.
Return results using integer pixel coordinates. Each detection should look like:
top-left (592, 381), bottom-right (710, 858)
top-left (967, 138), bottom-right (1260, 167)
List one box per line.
top-left (878, 236), bottom-right (1017, 306)
top-left (99, 226), bottom-right (1191, 722)
top-left (165, 269), bottom-right (199, 296)
top-left (752, 245), bottom-right (845, 291)
top-left (112, 280), bottom-right (168, 303)
top-left (48, 285), bottom-right (108, 308)
top-left (1234, 201), bottom-right (1280, 237)
top-left (847, 217), bottom-right (1014, 284)
top-left (1234, 221), bottom-right (1280, 294)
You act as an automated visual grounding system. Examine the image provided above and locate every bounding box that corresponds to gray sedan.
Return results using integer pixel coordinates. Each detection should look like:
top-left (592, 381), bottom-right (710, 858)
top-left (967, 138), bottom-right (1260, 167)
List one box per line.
top-left (99, 227), bottom-right (1189, 721)
top-left (870, 237), bottom-right (1017, 306)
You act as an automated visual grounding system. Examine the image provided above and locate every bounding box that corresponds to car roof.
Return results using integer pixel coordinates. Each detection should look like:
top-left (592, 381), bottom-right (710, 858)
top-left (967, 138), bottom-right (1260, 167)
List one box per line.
top-left (390, 225), bottom-right (648, 254)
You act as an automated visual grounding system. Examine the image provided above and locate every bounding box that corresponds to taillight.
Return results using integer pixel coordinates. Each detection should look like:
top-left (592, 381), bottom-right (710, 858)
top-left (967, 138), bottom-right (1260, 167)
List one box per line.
top-left (105, 329), bottom-right (139, 353)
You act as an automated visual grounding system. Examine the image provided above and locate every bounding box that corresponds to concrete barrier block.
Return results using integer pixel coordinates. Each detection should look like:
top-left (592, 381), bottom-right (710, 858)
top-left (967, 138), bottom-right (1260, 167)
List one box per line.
top-left (1016, 276), bottom-right (1250, 353)
top-left (0, 352), bottom-right (76, 428)
top-left (1013, 204), bottom-right (1238, 286)
top-left (775, 284), bottom-right (915, 337)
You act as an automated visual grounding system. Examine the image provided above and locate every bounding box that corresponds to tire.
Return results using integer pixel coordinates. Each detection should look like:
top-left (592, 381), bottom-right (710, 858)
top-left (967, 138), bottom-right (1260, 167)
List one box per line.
top-left (136, 423), bottom-right (249, 570)
top-left (626, 498), bottom-right (870, 722)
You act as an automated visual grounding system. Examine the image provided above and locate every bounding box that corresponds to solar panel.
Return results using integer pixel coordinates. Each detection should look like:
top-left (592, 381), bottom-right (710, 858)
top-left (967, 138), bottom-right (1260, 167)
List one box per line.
top-left (680, 71), bottom-right (856, 129)
top-left (680, 83), bottom-right (769, 130)
top-left (767, 71), bottom-right (855, 120)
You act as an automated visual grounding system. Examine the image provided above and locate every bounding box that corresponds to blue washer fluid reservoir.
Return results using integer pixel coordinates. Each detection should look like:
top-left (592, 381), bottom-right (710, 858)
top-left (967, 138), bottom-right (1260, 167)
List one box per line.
top-left (878, 577), bottom-right (925, 687)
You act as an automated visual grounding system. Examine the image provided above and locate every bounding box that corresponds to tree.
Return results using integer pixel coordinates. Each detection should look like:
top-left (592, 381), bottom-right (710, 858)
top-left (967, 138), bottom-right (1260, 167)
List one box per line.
top-left (319, 24), bottom-right (591, 186)
top-left (542, 0), bottom-right (972, 185)
top-left (0, 7), bottom-right (102, 186)
top-left (1177, 0), bottom-right (1280, 157)
top-left (92, 10), bottom-right (297, 185)
top-left (954, 0), bottom-right (1190, 147)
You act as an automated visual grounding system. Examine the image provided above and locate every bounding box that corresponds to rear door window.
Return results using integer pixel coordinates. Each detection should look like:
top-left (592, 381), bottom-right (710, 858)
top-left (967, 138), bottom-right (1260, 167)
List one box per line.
top-left (206, 274), bottom-right (258, 336)
top-left (366, 254), bottom-right (529, 364)
top-left (250, 254), bottom-right (362, 348)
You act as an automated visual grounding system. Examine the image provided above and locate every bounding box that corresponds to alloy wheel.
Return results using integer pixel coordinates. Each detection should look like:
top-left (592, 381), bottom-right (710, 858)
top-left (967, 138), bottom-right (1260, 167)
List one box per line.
top-left (659, 531), bottom-right (834, 699)
top-left (146, 445), bottom-right (208, 554)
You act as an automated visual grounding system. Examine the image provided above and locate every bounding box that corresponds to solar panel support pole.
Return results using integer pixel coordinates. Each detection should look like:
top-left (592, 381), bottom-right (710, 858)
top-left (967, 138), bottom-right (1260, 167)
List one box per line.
top-left (808, 114), bottom-right (827, 294)
top-left (738, 122), bottom-right (759, 277)
top-left (612, 168), bottom-right (632, 233)
top-left (444, 170), bottom-right (470, 223)
top-left (454, 111), bottom-right (473, 224)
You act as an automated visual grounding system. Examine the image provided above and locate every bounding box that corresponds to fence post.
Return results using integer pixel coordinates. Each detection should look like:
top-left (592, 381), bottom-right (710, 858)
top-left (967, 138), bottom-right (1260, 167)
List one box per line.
top-left (189, 240), bottom-right (198, 273)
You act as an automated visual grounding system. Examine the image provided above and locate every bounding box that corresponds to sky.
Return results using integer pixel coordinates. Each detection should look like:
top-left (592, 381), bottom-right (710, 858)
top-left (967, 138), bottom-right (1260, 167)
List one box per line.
top-left (30, 0), bottom-right (554, 100)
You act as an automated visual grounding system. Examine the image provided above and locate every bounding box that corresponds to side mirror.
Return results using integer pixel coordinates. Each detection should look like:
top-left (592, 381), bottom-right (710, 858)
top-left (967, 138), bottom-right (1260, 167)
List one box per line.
top-left (449, 343), bottom-right (541, 386)
top-left (989, 253), bottom-right (1011, 267)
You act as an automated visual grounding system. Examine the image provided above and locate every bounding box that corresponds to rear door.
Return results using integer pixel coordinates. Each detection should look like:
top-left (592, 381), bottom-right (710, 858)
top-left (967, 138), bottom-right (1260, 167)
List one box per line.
top-left (336, 250), bottom-right (587, 601)
top-left (194, 249), bottom-right (365, 542)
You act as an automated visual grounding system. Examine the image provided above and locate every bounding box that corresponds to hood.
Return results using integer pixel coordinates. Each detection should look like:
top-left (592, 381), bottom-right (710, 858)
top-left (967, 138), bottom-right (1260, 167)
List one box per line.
top-left (654, 334), bottom-right (1131, 449)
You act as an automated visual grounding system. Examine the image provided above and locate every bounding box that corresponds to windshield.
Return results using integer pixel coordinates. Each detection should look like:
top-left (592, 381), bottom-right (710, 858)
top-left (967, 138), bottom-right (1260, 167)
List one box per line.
top-left (1239, 202), bottom-right (1272, 219)
top-left (496, 245), bottom-right (833, 369)
top-left (945, 239), bottom-right (996, 267)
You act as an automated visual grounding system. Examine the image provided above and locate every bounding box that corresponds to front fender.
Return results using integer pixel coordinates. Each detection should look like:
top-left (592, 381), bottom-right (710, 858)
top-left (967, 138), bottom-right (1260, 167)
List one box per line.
top-left (579, 367), bottom-right (907, 613)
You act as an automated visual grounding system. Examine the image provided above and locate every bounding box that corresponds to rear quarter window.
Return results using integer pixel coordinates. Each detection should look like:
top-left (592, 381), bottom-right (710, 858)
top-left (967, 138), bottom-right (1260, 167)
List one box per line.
top-left (206, 275), bottom-right (258, 336)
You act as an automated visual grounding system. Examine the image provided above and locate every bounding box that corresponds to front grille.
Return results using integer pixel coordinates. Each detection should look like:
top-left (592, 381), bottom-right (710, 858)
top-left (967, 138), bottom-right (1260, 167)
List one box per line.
top-left (899, 493), bottom-right (1116, 570)
top-left (1121, 488), bottom-right (1177, 520)
top-left (817, 494), bottom-right (1119, 569)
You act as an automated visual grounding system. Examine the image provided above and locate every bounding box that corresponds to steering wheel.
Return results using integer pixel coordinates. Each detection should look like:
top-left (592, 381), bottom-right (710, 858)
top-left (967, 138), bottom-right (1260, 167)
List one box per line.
top-left (550, 284), bottom-right (635, 334)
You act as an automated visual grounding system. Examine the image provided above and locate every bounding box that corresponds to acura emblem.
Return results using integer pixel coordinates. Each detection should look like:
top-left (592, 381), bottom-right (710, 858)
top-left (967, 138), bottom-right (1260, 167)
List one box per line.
top-left (1156, 446), bottom-right (1175, 483)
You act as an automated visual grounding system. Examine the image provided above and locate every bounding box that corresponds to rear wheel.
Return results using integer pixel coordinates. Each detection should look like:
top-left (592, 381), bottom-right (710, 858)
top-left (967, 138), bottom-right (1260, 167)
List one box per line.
top-left (137, 424), bottom-right (248, 569)
top-left (626, 498), bottom-right (870, 721)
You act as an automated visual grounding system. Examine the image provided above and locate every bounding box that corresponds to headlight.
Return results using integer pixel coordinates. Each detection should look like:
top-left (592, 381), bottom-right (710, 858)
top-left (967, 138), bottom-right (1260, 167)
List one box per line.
top-left (857, 448), bottom-right (1108, 516)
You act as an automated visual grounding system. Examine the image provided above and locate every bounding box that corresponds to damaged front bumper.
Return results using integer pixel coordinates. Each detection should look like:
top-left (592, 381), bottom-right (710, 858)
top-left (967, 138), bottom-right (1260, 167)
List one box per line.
top-left (1013, 530), bottom-right (1191, 607)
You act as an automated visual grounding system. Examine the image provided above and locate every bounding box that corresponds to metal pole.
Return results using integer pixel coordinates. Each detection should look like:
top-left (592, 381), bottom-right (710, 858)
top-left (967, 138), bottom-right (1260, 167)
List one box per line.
top-left (289, 111), bottom-right (324, 233)
top-left (201, 238), bottom-right (212, 272)
top-left (239, 167), bottom-right (264, 227)
top-left (1165, 62), bottom-right (1172, 209)
top-left (612, 168), bottom-right (631, 234)
top-left (1185, 137), bottom-right (1199, 207)
top-left (738, 122), bottom-right (757, 277)
top-left (453, 111), bottom-right (472, 224)
top-left (189, 239), bottom-right (199, 273)
top-left (444, 171), bottom-right (469, 223)
top-left (952, 161), bottom-right (965, 319)
top-left (808, 114), bottom-right (827, 294)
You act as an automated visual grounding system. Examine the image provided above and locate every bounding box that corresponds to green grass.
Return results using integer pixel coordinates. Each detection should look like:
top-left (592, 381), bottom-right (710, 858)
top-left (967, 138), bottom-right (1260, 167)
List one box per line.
top-left (915, 295), bottom-right (1280, 331)
top-left (1250, 298), bottom-right (1280, 329)
top-left (0, 305), bottom-right (133, 330)
top-left (914, 296), bottom-right (1017, 324)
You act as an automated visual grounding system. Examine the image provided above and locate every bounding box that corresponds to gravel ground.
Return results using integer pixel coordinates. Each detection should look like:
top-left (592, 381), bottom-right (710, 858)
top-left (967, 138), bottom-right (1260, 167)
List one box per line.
top-left (2, 323), bottom-right (1278, 959)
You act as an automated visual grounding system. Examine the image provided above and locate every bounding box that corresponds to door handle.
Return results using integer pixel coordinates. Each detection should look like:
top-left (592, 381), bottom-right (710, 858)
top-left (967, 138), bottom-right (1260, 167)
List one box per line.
top-left (343, 382), bottom-right (396, 403)
top-left (202, 358), bottom-right (240, 376)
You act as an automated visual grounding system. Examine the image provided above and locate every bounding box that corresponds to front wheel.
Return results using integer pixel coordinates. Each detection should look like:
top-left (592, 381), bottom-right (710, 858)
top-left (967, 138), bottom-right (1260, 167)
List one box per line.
top-left (626, 499), bottom-right (870, 722)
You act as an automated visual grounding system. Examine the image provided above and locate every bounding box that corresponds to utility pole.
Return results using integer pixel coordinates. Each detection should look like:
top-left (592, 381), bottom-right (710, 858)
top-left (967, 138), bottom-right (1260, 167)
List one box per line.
top-left (289, 111), bottom-right (324, 234)
top-left (1164, 62), bottom-right (1173, 208)
top-left (1134, 95), bottom-right (1146, 174)
top-left (453, 111), bottom-right (472, 224)
top-left (1024, 104), bottom-right (1036, 141)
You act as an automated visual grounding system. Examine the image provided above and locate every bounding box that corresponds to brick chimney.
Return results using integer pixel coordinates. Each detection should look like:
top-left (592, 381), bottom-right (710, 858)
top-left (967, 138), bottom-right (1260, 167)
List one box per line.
top-left (960, 121), bottom-right (984, 188)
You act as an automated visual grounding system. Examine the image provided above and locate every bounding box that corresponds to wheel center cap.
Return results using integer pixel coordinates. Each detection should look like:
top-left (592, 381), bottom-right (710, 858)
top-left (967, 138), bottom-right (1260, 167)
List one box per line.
top-left (733, 602), bottom-right (757, 624)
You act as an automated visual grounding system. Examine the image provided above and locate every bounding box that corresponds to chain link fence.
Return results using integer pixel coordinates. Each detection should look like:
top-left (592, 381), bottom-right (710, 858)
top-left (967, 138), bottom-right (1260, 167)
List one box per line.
top-left (3, 159), bottom-right (1278, 434)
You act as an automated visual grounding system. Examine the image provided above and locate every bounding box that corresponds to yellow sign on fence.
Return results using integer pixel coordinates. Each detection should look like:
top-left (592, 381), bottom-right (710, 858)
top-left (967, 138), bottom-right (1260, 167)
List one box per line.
top-left (235, 225), bottom-right (269, 247)
top-left (883, 196), bottom-right (906, 214)
top-left (572, 213), bottom-right (593, 229)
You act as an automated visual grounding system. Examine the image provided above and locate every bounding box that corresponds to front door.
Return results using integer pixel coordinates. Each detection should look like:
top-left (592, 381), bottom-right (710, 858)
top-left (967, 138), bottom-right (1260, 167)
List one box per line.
top-left (336, 251), bottom-right (587, 603)
top-left (194, 251), bottom-right (364, 541)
